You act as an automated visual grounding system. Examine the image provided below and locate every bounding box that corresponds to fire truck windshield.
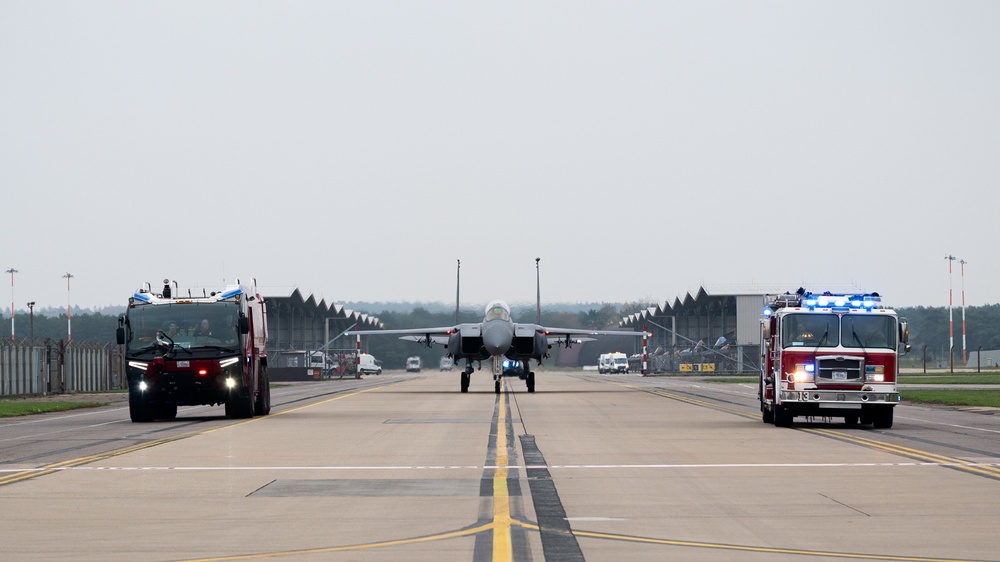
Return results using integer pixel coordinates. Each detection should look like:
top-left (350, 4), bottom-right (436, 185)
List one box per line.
top-left (782, 313), bottom-right (896, 350)
top-left (124, 302), bottom-right (241, 357)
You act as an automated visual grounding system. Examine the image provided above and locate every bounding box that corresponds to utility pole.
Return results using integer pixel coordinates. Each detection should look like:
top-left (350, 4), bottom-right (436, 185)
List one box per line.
top-left (5, 267), bottom-right (16, 341)
top-left (63, 272), bottom-right (74, 342)
top-left (535, 257), bottom-right (541, 324)
top-left (960, 258), bottom-right (968, 365)
top-left (27, 301), bottom-right (35, 340)
top-left (945, 255), bottom-right (956, 372)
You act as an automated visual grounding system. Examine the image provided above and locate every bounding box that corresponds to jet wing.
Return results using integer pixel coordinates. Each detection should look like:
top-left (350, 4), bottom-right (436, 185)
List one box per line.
top-left (347, 323), bottom-right (480, 347)
top-left (399, 334), bottom-right (450, 346)
top-left (523, 324), bottom-right (646, 348)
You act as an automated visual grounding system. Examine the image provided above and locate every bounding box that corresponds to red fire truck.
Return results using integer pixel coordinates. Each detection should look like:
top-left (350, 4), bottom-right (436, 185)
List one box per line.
top-left (117, 279), bottom-right (270, 422)
top-left (759, 290), bottom-right (909, 428)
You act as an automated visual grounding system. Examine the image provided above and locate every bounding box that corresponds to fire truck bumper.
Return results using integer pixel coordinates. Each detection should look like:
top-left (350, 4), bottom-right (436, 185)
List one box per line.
top-left (778, 389), bottom-right (901, 405)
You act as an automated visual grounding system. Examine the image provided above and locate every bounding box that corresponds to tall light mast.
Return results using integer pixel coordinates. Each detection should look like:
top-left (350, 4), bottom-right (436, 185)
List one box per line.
top-left (945, 254), bottom-right (956, 371)
top-left (4, 268), bottom-right (16, 342)
top-left (63, 272), bottom-right (74, 342)
top-left (960, 259), bottom-right (968, 365)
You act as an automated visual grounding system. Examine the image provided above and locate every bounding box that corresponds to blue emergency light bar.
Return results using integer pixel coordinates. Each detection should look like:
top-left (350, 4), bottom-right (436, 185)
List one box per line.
top-left (802, 291), bottom-right (881, 310)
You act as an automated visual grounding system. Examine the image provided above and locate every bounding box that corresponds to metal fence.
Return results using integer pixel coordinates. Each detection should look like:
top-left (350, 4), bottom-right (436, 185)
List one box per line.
top-left (628, 344), bottom-right (761, 374)
top-left (0, 339), bottom-right (123, 397)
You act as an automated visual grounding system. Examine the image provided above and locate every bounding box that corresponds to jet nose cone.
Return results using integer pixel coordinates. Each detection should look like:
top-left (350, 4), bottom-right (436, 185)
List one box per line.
top-left (483, 321), bottom-right (513, 356)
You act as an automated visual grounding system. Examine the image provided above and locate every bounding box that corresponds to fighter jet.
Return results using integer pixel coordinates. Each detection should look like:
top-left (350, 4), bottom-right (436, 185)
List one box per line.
top-left (347, 260), bottom-right (646, 394)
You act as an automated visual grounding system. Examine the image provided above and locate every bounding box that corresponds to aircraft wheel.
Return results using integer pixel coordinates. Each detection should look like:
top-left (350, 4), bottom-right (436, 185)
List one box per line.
top-left (460, 372), bottom-right (470, 393)
top-left (494, 380), bottom-right (501, 394)
top-left (526, 372), bottom-right (535, 393)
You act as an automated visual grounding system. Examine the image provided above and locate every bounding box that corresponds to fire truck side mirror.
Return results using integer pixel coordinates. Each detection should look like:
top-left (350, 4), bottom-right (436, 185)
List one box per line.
top-left (899, 319), bottom-right (911, 354)
top-left (239, 314), bottom-right (250, 335)
top-left (761, 323), bottom-right (771, 345)
top-left (116, 327), bottom-right (126, 345)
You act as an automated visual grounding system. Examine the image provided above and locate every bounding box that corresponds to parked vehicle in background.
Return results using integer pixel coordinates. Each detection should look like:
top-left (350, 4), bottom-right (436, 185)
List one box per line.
top-left (598, 353), bottom-right (612, 374)
top-left (608, 352), bottom-right (629, 374)
top-left (406, 356), bottom-right (422, 372)
top-left (358, 353), bottom-right (382, 375)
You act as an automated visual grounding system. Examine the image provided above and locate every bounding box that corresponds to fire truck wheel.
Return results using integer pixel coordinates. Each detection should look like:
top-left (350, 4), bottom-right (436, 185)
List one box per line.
top-left (761, 405), bottom-right (774, 424)
top-left (773, 406), bottom-right (793, 427)
top-left (254, 370), bottom-right (271, 416)
top-left (156, 403), bottom-right (177, 420)
top-left (129, 400), bottom-right (154, 423)
top-left (226, 388), bottom-right (255, 419)
top-left (128, 389), bottom-right (153, 423)
top-left (872, 408), bottom-right (894, 429)
top-left (844, 415), bottom-right (859, 426)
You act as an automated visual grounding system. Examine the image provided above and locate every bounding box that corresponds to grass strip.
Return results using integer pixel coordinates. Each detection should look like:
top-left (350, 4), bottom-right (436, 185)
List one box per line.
top-left (0, 402), bottom-right (106, 417)
top-left (900, 389), bottom-right (1000, 408)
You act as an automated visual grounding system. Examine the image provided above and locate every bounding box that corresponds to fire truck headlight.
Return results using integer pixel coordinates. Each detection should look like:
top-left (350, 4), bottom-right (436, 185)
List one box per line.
top-left (871, 374), bottom-right (885, 382)
top-left (138, 381), bottom-right (148, 392)
top-left (793, 365), bottom-right (814, 383)
top-left (225, 377), bottom-right (236, 389)
top-left (219, 357), bottom-right (240, 368)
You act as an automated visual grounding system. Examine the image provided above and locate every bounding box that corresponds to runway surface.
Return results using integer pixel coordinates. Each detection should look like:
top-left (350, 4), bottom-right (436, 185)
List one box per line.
top-left (2, 371), bottom-right (999, 561)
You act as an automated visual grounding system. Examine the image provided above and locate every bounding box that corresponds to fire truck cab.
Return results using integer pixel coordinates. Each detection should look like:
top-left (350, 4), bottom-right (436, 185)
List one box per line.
top-left (759, 290), bottom-right (908, 428)
top-left (117, 279), bottom-right (270, 423)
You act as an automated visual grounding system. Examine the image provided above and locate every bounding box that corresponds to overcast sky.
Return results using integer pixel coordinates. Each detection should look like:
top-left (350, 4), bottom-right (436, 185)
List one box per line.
top-left (2, 1), bottom-right (998, 313)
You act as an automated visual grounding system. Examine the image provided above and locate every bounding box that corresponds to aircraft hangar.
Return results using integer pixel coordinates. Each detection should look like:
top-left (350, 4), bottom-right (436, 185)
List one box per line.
top-left (620, 285), bottom-right (780, 374)
top-left (260, 287), bottom-right (382, 355)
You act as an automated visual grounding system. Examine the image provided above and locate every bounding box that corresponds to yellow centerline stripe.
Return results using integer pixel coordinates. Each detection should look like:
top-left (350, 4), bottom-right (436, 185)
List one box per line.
top-left (626, 383), bottom-right (1000, 480)
top-left (493, 387), bottom-right (513, 562)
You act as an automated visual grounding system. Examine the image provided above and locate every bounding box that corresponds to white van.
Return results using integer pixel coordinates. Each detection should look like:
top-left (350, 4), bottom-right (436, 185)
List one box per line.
top-left (598, 353), bottom-right (612, 374)
top-left (358, 353), bottom-right (382, 375)
top-left (405, 356), bottom-right (422, 372)
top-left (609, 352), bottom-right (629, 374)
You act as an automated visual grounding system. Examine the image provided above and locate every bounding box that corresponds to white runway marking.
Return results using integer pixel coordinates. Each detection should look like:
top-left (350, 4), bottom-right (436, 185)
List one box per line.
top-left (4, 461), bottom-right (998, 473)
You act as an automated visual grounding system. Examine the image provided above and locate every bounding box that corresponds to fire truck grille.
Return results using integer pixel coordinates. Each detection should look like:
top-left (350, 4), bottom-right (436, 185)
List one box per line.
top-left (816, 357), bottom-right (863, 383)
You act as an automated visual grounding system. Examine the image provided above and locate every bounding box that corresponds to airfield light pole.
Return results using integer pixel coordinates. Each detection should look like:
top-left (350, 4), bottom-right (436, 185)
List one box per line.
top-left (535, 258), bottom-right (541, 324)
top-left (456, 259), bottom-right (460, 324)
top-left (945, 255), bottom-right (956, 372)
top-left (63, 272), bottom-right (73, 343)
top-left (27, 301), bottom-right (35, 340)
top-left (5, 267), bottom-right (16, 342)
top-left (960, 259), bottom-right (968, 365)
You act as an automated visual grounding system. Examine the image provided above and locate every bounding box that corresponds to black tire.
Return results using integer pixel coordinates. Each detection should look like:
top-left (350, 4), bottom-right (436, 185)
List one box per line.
top-left (156, 403), bottom-right (178, 420)
top-left (494, 380), bottom-right (501, 395)
top-left (761, 403), bottom-right (774, 424)
top-left (129, 388), bottom-right (155, 423)
top-left (460, 372), bottom-right (470, 393)
top-left (844, 415), bottom-right (859, 426)
top-left (872, 408), bottom-right (894, 429)
top-left (254, 369), bottom-right (271, 416)
top-left (226, 386), bottom-right (255, 419)
top-left (526, 372), bottom-right (535, 393)
top-left (773, 405), bottom-right (793, 427)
